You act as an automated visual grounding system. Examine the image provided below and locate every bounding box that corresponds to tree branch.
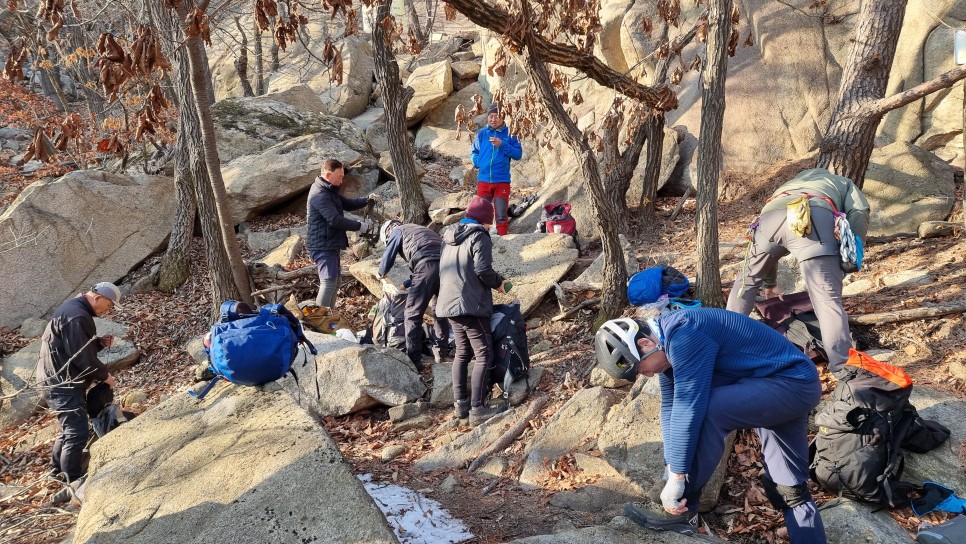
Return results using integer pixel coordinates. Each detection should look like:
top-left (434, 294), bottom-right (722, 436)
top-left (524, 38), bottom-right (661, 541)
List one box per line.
top-left (443, 0), bottom-right (677, 110)
top-left (861, 64), bottom-right (966, 118)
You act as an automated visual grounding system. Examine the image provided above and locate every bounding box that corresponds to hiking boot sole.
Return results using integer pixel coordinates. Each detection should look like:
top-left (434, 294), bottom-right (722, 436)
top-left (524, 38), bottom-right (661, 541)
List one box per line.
top-left (623, 503), bottom-right (698, 536)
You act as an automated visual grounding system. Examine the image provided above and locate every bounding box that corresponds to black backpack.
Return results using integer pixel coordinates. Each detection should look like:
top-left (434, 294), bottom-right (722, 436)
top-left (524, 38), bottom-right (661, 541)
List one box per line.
top-left (488, 303), bottom-right (531, 403)
top-left (810, 351), bottom-right (948, 506)
top-left (372, 291), bottom-right (407, 350)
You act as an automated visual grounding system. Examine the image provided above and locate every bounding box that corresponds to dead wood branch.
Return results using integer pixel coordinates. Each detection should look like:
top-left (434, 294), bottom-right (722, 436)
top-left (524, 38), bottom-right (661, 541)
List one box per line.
top-left (849, 302), bottom-right (966, 325)
top-left (670, 187), bottom-right (693, 220)
top-left (467, 393), bottom-right (548, 473)
top-left (918, 221), bottom-right (961, 239)
top-left (551, 297), bottom-right (601, 322)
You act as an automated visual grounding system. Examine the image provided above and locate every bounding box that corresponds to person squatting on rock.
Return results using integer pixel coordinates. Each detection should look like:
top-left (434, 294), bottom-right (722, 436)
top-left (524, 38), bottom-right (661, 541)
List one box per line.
top-left (306, 158), bottom-right (376, 309)
top-left (595, 308), bottom-right (827, 543)
top-left (436, 196), bottom-right (510, 425)
top-left (377, 220), bottom-right (452, 370)
top-left (726, 168), bottom-right (870, 377)
top-left (471, 101), bottom-right (523, 236)
top-left (35, 282), bottom-right (122, 484)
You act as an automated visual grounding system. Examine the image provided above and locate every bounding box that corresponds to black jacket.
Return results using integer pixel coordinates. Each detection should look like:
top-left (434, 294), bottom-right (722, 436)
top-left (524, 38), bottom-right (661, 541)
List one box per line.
top-left (35, 295), bottom-right (109, 391)
top-left (436, 221), bottom-right (505, 318)
top-left (306, 177), bottom-right (369, 252)
top-left (378, 223), bottom-right (442, 277)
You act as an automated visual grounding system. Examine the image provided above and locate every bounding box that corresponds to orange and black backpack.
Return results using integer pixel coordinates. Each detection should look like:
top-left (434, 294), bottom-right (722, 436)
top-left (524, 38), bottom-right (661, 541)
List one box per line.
top-left (810, 350), bottom-right (949, 506)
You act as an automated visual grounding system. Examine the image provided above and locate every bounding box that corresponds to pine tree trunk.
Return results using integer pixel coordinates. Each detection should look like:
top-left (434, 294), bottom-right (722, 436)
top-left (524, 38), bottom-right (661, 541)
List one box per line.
top-left (176, 4), bottom-right (254, 307)
top-left (693, 0), bottom-right (731, 308)
top-left (815, 0), bottom-right (907, 188)
top-left (153, 1), bottom-right (242, 313)
top-left (373, 0), bottom-right (428, 224)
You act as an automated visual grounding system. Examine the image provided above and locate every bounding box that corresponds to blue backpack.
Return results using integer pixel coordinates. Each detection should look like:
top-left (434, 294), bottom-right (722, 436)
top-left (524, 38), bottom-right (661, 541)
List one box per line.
top-left (627, 266), bottom-right (690, 306)
top-left (189, 301), bottom-right (318, 400)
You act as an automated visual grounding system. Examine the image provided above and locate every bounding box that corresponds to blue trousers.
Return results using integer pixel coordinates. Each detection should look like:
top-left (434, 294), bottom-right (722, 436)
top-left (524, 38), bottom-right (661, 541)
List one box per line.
top-left (683, 374), bottom-right (827, 544)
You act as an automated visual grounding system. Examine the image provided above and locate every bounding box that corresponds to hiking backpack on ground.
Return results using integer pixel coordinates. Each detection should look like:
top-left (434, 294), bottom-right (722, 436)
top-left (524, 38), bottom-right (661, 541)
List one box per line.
top-left (488, 303), bottom-right (531, 403)
top-left (754, 292), bottom-right (837, 363)
top-left (810, 350), bottom-right (949, 506)
top-left (536, 202), bottom-right (579, 245)
top-left (372, 291), bottom-right (407, 350)
top-left (191, 301), bottom-right (318, 400)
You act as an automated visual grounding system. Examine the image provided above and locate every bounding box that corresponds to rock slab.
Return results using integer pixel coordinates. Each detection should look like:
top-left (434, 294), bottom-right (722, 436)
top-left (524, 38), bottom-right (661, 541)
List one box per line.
top-left (74, 385), bottom-right (399, 544)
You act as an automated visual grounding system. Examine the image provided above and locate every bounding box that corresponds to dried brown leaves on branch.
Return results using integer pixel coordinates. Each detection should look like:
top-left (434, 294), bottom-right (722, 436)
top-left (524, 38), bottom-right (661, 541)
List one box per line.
top-left (96, 33), bottom-right (132, 100)
top-left (21, 127), bottom-right (56, 164)
top-left (254, 0), bottom-right (276, 32)
top-left (322, 0), bottom-right (351, 19)
top-left (344, 7), bottom-right (359, 38)
top-left (53, 111), bottom-right (80, 151)
top-left (131, 25), bottom-right (171, 76)
top-left (379, 14), bottom-right (402, 46)
top-left (657, 0), bottom-right (681, 28)
top-left (3, 40), bottom-right (28, 82)
top-left (321, 38), bottom-right (344, 85)
top-left (184, 7), bottom-right (211, 46)
top-left (443, 3), bottom-right (456, 21)
top-left (36, 0), bottom-right (65, 41)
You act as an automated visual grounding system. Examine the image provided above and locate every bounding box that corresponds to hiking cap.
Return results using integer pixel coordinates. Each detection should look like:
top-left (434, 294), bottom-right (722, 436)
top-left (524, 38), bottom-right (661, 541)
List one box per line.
top-left (92, 282), bottom-right (123, 309)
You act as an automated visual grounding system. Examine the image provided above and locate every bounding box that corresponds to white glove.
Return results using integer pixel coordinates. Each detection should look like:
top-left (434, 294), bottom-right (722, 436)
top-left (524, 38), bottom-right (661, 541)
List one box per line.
top-left (358, 220), bottom-right (372, 234)
top-left (660, 473), bottom-right (687, 512)
top-left (381, 278), bottom-right (400, 297)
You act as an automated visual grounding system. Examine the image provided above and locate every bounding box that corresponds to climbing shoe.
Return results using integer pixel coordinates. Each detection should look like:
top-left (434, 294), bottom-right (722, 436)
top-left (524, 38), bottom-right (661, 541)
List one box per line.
top-left (454, 398), bottom-right (470, 420)
top-left (468, 403), bottom-right (505, 426)
top-left (624, 502), bottom-right (700, 536)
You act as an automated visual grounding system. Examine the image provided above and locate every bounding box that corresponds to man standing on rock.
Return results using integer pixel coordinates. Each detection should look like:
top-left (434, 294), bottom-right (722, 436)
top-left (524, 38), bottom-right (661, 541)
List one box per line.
top-left (36, 282), bottom-right (122, 484)
top-left (594, 308), bottom-right (827, 543)
top-left (307, 159), bottom-right (375, 309)
top-left (471, 102), bottom-right (522, 236)
top-left (726, 168), bottom-right (870, 377)
top-left (376, 220), bottom-right (451, 370)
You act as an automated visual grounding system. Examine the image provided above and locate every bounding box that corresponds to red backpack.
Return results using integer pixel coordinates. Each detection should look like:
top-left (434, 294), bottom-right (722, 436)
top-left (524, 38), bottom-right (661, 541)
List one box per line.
top-left (537, 202), bottom-right (578, 239)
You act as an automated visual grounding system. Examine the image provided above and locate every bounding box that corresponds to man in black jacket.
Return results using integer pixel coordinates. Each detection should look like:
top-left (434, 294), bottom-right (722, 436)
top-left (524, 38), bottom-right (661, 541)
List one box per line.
top-left (306, 159), bottom-right (374, 309)
top-left (35, 282), bottom-right (122, 483)
top-left (377, 220), bottom-right (451, 370)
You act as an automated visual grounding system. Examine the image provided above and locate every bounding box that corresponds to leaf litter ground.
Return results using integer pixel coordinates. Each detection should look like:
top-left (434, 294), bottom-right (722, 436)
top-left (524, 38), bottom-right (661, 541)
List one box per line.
top-left (1, 158), bottom-right (964, 543)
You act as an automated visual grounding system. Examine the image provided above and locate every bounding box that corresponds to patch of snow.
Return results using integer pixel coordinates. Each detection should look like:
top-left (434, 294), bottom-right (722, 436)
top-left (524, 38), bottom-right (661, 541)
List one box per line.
top-left (359, 473), bottom-right (474, 544)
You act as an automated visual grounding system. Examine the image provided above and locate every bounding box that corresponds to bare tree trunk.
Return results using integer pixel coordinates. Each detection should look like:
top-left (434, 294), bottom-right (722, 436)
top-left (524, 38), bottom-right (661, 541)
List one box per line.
top-left (176, 4), bottom-right (254, 307)
top-left (253, 17), bottom-right (265, 95)
top-left (693, 0), bottom-right (731, 308)
top-left (270, 16), bottom-right (280, 72)
top-left (157, 127), bottom-right (196, 292)
top-left (373, 0), bottom-right (428, 224)
top-left (518, 9), bottom-right (626, 324)
top-left (403, 0), bottom-right (426, 46)
top-left (637, 118), bottom-right (665, 224)
top-left (233, 17), bottom-right (255, 97)
top-left (816, 0), bottom-right (906, 188)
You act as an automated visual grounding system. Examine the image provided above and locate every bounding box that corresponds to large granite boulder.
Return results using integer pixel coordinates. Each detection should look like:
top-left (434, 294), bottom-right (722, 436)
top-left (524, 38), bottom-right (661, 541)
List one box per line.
top-left (414, 81), bottom-right (485, 160)
top-left (222, 129), bottom-right (371, 222)
top-left (864, 142), bottom-right (957, 237)
top-left (350, 232), bottom-right (579, 317)
top-left (405, 60), bottom-right (454, 124)
top-left (211, 93), bottom-right (369, 163)
top-left (281, 331), bottom-right (426, 417)
top-left (509, 516), bottom-right (695, 543)
top-left (0, 171), bottom-right (174, 329)
top-left (74, 385), bottom-right (399, 544)
top-left (268, 35), bottom-right (375, 119)
top-left (819, 497), bottom-right (912, 543)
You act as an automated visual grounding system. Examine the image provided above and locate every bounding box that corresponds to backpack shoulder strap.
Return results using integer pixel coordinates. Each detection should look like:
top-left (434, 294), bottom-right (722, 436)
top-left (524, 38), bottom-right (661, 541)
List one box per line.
top-left (262, 304), bottom-right (318, 355)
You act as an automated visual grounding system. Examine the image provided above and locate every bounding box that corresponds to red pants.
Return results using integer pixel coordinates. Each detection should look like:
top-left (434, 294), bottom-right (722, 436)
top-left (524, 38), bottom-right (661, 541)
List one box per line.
top-left (476, 182), bottom-right (510, 235)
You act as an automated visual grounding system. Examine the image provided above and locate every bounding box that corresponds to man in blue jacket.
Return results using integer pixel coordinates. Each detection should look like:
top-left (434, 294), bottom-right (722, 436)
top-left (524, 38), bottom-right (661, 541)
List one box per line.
top-left (471, 102), bottom-right (523, 236)
top-left (595, 309), bottom-right (827, 543)
top-left (306, 159), bottom-right (374, 309)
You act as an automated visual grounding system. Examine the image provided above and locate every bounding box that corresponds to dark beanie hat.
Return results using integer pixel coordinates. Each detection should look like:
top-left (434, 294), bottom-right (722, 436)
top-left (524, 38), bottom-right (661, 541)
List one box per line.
top-left (465, 196), bottom-right (494, 224)
top-left (486, 101), bottom-right (500, 116)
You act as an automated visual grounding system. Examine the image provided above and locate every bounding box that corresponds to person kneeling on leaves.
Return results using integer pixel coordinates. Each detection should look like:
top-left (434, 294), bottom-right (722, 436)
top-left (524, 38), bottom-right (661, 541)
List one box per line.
top-left (377, 219), bottom-right (451, 371)
top-left (595, 308), bottom-right (827, 543)
top-left (436, 197), bottom-right (510, 425)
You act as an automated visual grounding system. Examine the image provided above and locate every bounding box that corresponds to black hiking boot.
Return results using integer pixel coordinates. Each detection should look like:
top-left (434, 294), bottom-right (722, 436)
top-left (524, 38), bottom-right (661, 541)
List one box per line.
top-left (454, 399), bottom-right (470, 420)
top-left (624, 502), bottom-right (700, 536)
top-left (468, 403), bottom-right (506, 426)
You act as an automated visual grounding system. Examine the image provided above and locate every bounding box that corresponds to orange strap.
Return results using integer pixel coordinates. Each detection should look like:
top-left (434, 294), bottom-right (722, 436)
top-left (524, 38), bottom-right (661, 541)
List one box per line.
top-left (845, 348), bottom-right (913, 388)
